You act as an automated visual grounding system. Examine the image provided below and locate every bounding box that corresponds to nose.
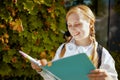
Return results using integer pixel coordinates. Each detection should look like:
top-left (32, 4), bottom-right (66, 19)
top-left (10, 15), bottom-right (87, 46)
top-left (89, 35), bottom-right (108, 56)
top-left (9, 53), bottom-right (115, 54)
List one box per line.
top-left (70, 25), bottom-right (76, 30)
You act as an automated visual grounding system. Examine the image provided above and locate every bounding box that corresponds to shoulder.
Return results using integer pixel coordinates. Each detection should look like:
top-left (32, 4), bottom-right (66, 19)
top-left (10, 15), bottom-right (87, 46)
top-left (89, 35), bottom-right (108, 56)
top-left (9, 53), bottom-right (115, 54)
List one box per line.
top-left (95, 42), bottom-right (115, 63)
top-left (52, 43), bottom-right (65, 61)
top-left (102, 47), bottom-right (114, 61)
top-left (56, 43), bottom-right (65, 53)
top-left (96, 42), bottom-right (112, 58)
top-left (102, 48), bottom-right (115, 66)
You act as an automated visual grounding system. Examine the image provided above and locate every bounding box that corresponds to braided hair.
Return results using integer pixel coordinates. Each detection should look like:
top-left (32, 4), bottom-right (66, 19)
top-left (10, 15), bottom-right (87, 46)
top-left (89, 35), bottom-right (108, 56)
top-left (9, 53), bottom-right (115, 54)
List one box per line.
top-left (66, 5), bottom-right (99, 68)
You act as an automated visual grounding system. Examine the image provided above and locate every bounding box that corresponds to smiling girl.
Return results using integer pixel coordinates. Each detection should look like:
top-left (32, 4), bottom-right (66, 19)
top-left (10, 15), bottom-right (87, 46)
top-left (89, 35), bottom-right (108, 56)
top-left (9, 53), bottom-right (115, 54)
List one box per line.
top-left (31, 5), bottom-right (118, 80)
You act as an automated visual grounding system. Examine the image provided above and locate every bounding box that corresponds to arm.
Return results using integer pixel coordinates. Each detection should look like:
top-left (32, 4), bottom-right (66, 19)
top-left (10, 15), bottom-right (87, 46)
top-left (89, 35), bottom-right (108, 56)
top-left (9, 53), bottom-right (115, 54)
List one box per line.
top-left (31, 44), bottom-right (65, 80)
top-left (31, 59), bottom-right (56, 80)
top-left (88, 69), bottom-right (114, 80)
top-left (88, 47), bottom-right (118, 80)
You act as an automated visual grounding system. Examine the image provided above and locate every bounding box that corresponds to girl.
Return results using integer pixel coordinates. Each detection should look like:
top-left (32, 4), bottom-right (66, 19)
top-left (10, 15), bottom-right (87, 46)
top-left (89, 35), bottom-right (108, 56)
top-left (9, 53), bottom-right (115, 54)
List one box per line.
top-left (31, 5), bottom-right (118, 80)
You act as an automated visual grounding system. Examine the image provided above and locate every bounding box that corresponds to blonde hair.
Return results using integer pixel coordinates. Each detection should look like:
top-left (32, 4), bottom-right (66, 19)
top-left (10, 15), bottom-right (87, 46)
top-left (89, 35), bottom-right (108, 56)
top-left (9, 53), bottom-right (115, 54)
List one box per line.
top-left (66, 5), bottom-right (99, 68)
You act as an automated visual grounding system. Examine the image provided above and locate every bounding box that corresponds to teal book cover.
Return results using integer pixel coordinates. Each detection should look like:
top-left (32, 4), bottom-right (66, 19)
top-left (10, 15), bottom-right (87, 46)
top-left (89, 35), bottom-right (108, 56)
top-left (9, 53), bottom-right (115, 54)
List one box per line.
top-left (43, 53), bottom-right (96, 80)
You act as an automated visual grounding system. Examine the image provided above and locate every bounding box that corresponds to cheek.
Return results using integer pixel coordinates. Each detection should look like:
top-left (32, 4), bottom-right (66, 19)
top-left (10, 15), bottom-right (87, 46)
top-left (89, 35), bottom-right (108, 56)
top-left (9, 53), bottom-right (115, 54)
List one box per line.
top-left (68, 28), bottom-right (73, 35)
top-left (68, 26), bottom-right (73, 31)
top-left (83, 27), bottom-right (90, 36)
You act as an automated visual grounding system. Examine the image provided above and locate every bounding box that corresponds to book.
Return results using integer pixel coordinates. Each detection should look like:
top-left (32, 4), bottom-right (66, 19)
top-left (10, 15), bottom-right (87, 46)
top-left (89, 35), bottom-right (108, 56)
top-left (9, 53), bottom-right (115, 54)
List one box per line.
top-left (19, 50), bottom-right (95, 80)
top-left (19, 50), bottom-right (42, 66)
top-left (19, 50), bottom-right (60, 79)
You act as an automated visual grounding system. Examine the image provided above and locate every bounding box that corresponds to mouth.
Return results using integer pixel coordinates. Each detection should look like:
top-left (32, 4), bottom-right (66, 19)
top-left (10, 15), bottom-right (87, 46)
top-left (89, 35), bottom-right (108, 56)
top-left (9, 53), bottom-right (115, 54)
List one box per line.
top-left (74, 32), bottom-right (80, 36)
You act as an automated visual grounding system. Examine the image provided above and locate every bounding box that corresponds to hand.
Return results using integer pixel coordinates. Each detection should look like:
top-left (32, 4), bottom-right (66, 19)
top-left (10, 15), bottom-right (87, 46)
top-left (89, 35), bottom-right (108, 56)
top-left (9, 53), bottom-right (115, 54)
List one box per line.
top-left (31, 59), bottom-right (47, 72)
top-left (88, 69), bottom-right (113, 80)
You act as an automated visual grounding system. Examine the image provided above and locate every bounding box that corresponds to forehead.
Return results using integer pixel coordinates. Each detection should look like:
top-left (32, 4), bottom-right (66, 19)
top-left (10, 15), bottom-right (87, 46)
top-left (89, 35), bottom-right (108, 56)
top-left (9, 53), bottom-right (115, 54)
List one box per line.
top-left (67, 13), bottom-right (84, 24)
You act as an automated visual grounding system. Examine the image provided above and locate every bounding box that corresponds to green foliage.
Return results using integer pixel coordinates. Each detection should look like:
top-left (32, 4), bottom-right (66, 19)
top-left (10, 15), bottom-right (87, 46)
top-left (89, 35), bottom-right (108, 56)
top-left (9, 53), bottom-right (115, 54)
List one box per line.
top-left (0, 0), bottom-right (66, 79)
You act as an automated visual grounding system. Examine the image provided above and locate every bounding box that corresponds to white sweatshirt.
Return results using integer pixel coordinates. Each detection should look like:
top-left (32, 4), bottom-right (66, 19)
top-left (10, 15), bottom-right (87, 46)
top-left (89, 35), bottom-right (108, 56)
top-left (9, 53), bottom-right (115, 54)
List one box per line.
top-left (38, 40), bottom-right (118, 80)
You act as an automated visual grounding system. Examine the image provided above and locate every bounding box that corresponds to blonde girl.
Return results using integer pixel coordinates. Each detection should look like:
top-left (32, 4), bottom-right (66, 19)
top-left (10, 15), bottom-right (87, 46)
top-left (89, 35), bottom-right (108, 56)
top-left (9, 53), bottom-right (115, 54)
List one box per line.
top-left (31, 5), bottom-right (118, 80)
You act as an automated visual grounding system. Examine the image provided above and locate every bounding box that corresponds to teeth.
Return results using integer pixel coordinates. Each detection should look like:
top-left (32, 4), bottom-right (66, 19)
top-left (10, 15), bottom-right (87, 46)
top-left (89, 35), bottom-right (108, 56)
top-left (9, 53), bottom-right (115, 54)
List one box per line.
top-left (74, 32), bottom-right (79, 36)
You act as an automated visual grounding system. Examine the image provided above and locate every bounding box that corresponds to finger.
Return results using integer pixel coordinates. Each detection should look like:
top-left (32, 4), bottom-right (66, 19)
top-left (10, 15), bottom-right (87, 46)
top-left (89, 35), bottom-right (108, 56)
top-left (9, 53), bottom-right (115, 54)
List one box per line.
top-left (31, 60), bottom-right (41, 70)
top-left (31, 63), bottom-right (42, 71)
top-left (47, 61), bottom-right (52, 67)
top-left (91, 69), bottom-right (103, 73)
top-left (88, 73), bottom-right (107, 77)
top-left (88, 72), bottom-right (107, 78)
top-left (30, 58), bottom-right (38, 68)
top-left (31, 62), bottom-right (36, 69)
top-left (91, 69), bottom-right (107, 75)
top-left (40, 59), bottom-right (47, 66)
top-left (88, 77), bottom-right (105, 80)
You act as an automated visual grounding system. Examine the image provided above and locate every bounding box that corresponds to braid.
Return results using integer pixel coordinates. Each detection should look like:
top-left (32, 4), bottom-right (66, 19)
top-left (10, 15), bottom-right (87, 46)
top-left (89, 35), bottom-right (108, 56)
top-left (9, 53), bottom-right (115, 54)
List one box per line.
top-left (66, 5), bottom-right (98, 68)
top-left (90, 25), bottom-right (98, 68)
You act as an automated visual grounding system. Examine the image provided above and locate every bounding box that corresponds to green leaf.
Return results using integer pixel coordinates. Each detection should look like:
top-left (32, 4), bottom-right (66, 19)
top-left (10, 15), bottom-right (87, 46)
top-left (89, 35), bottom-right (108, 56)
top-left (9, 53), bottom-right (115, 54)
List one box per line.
top-left (0, 0), bottom-right (66, 78)
top-left (0, 62), bottom-right (12, 76)
top-left (50, 22), bottom-right (56, 31)
top-left (33, 0), bottom-right (45, 4)
top-left (23, 1), bottom-right (35, 14)
top-left (3, 53), bottom-right (12, 63)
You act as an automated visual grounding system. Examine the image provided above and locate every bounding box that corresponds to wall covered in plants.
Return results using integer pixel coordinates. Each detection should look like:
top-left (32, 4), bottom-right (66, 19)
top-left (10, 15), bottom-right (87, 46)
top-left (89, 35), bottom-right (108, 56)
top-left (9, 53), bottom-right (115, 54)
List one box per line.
top-left (0, 0), bottom-right (120, 80)
top-left (0, 0), bottom-right (66, 79)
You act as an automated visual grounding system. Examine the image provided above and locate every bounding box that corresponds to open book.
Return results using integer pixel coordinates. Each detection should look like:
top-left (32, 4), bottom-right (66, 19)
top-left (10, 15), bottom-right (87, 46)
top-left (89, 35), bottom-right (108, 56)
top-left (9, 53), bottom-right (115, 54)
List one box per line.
top-left (19, 50), bottom-right (95, 80)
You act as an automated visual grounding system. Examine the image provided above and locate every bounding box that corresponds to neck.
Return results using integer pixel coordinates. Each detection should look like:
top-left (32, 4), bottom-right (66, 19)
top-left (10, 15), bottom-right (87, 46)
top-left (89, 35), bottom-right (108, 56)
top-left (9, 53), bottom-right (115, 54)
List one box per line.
top-left (75, 37), bottom-right (92, 46)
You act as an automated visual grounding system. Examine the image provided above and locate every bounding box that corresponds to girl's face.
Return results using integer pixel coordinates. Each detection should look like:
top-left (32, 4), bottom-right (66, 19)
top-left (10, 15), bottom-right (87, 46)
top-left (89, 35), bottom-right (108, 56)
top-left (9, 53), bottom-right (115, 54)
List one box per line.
top-left (67, 13), bottom-right (91, 41)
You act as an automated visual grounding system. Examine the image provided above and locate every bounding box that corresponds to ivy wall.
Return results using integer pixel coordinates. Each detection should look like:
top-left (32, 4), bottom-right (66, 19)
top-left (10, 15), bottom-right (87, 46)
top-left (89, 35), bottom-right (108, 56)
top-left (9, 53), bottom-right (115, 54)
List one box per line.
top-left (0, 0), bottom-right (66, 79)
top-left (0, 0), bottom-right (120, 80)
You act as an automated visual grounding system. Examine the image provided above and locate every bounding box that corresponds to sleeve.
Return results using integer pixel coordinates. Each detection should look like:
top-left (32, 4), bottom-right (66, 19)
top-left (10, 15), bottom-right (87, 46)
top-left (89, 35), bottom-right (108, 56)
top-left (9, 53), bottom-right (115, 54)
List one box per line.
top-left (52, 43), bottom-right (65, 61)
top-left (100, 47), bottom-right (118, 80)
top-left (36, 43), bottom-right (65, 80)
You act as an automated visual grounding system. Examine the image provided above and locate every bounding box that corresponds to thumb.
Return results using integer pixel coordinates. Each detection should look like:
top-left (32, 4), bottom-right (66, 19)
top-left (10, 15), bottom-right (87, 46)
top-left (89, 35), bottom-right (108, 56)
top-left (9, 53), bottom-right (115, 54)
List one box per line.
top-left (40, 59), bottom-right (47, 66)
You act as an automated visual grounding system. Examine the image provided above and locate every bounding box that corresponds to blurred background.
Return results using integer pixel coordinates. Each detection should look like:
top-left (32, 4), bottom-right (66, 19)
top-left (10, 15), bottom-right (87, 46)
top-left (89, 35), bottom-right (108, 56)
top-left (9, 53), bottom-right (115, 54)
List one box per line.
top-left (0, 0), bottom-right (119, 80)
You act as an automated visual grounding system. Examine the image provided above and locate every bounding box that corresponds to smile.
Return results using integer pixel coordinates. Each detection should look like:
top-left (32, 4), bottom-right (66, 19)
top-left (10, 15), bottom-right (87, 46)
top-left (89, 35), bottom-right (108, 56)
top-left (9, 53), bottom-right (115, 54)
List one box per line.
top-left (74, 32), bottom-right (80, 36)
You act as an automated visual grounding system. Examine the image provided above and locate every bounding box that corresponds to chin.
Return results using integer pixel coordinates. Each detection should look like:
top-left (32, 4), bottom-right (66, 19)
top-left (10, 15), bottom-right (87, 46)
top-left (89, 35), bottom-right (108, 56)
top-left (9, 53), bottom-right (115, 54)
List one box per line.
top-left (73, 36), bottom-right (82, 41)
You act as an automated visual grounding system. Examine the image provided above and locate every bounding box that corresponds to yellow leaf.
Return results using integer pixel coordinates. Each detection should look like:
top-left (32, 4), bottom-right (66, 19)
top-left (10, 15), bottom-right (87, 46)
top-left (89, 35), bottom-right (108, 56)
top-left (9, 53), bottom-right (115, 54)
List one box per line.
top-left (49, 51), bottom-right (55, 59)
top-left (4, 33), bottom-right (9, 38)
top-left (0, 24), bottom-right (6, 28)
top-left (40, 51), bottom-right (47, 59)
top-left (5, 39), bottom-right (9, 43)
top-left (1, 37), bottom-right (4, 44)
top-left (9, 19), bottom-right (24, 32)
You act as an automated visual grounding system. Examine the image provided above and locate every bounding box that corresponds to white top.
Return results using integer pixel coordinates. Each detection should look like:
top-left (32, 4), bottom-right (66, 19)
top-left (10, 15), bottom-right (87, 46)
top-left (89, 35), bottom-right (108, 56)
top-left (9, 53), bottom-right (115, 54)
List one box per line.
top-left (38, 40), bottom-right (118, 80)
